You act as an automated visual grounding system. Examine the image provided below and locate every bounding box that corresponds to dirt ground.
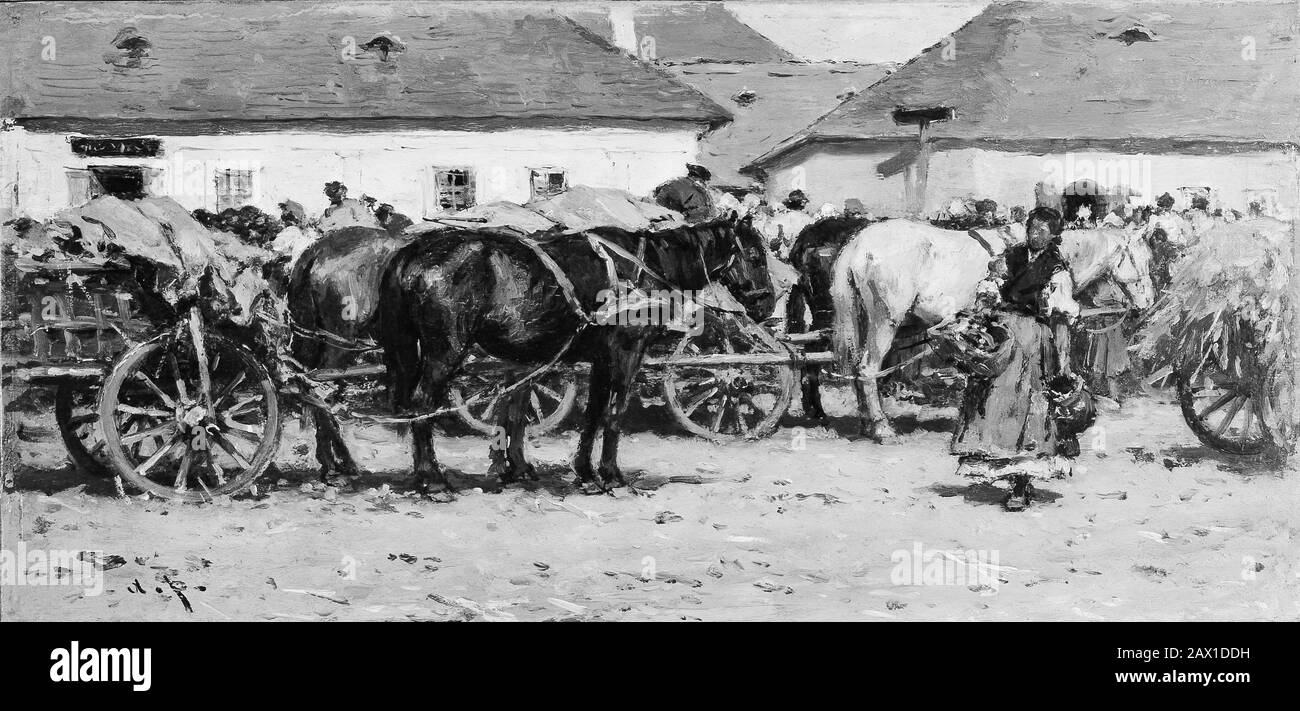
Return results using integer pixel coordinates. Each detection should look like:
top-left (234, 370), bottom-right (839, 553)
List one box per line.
top-left (3, 384), bottom-right (1298, 622)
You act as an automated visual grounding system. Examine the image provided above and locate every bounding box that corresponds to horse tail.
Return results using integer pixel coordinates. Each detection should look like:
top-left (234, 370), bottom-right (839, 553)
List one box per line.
top-left (375, 244), bottom-right (424, 414)
top-left (286, 247), bottom-right (323, 367)
top-left (831, 251), bottom-right (866, 377)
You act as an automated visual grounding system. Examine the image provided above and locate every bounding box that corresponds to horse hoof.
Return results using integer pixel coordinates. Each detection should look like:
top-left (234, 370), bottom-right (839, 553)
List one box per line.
top-left (576, 479), bottom-right (609, 496)
top-left (322, 471), bottom-right (360, 489)
top-left (597, 468), bottom-right (627, 488)
top-left (415, 477), bottom-right (455, 502)
top-left (1002, 493), bottom-right (1029, 512)
top-left (426, 490), bottom-right (457, 504)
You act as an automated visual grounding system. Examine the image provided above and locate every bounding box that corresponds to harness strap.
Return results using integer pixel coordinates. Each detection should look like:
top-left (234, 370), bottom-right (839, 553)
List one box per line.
top-left (966, 229), bottom-right (997, 256)
top-left (586, 235), bottom-right (675, 289)
top-left (517, 236), bottom-right (593, 325)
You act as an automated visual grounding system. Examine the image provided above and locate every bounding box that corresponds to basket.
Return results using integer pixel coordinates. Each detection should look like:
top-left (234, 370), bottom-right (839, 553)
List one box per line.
top-left (931, 313), bottom-right (1013, 379)
top-left (1047, 373), bottom-right (1097, 438)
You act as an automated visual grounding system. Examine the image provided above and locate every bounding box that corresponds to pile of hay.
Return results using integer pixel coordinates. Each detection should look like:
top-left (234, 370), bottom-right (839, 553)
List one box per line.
top-left (1134, 218), bottom-right (1293, 370)
top-left (3, 196), bottom-right (276, 327)
top-left (1133, 217), bottom-right (1296, 446)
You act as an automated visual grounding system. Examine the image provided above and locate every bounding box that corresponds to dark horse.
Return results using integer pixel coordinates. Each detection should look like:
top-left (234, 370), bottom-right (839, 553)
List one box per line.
top-left (784, 214), bottom-right (874, 418)
top-left (287, 225), bottom-right (421, 481)
top-left (376, 214), bottom-right (773, 497)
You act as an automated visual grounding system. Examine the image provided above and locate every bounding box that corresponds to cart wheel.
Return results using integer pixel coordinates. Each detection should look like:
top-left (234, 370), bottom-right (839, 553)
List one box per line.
top-left (1175, 357), bottom-right (1277, 456)
top-left (55, 382), bottom-right (114, 477)
top-left (98, 333), bottom-right (281, 502)
top-left (450, 364), bottom-right (578, 437)
top-left (662, 314), bottom-right (795, 442)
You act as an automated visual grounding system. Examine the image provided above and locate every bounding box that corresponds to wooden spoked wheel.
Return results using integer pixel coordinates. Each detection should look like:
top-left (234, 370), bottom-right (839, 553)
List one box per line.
top-left (98, 333), bottom-right (281, 501)
top-left (449, 361), bottom-right (578, 437)
top-left (54, 382), bottom-right (114, 477)
top-left (1175, 354), bottom-right (1278, 456)
top-left (661, 314), bottom-right (795, 442)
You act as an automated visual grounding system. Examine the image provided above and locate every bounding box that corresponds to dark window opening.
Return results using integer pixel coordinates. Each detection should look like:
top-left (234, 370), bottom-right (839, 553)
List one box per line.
top-left (361, 35), bottom-right (405, 61)
top-left (107, 27), bottom-right (151, 68)
top-left (71, 136), bottom-right (161, 158)
top-left (1060, 180), bottom-right (1120, 224)
top-left (88, 165), bottom-right (146, 200)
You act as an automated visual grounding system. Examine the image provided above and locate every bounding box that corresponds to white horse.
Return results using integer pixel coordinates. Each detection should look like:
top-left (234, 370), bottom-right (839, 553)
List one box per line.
top-left (830, 220), bottom-right (1156, 441)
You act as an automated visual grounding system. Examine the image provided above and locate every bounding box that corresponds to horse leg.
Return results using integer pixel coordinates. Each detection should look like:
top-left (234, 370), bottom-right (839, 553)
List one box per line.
top-left (488, 380), bottom-right (535, 486)
top-left (381, 309), bottom-right (455, 499)
top-left (802, 366), bottom-right (826, 420)
top-left (573, 355), bottom-right (612, 494)
top-left (295, 346), bottom-right (361, 485)
top-left (854, 322), bottom-right (899, 443)
top-left (410, 361), bottom-right (457, 501)
top-left (786, 282), bottom-right (825, 419)
top-left (597, 338), bottom-right (650, 488)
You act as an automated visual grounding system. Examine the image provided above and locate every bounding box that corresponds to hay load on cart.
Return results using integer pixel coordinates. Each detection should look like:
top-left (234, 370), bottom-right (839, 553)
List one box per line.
top-left (1133, 217), bottom-right (1296, 457)
top-left (6, 195), bottom-right (276, 331)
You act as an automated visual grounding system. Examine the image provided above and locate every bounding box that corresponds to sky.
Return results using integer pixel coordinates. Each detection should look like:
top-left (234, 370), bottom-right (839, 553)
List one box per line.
top-left (725, 1), bottom-right (987, 64)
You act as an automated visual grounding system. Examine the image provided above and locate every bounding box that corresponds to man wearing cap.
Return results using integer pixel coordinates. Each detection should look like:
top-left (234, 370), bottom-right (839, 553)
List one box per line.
top-left (319, 181), bottom-right (380, 232)
top-left (652, 164), bottom-right (719, 223)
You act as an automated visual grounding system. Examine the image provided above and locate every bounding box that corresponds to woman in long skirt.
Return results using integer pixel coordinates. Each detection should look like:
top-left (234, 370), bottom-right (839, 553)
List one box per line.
top-left (952, 207), bottom-right (1080, 511)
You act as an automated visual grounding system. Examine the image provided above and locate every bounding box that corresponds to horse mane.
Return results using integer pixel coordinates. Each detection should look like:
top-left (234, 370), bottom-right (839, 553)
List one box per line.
top-left (788, 215), bottom-right (873, 271)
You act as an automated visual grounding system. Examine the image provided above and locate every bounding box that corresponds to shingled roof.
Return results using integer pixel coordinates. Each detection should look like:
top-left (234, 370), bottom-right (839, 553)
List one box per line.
top-left (747, 1), bottom-right (1299, 169)
top-left (0, 1), bottom-right (731, 131)
top-left (669, 62), bottom-right (888, 186)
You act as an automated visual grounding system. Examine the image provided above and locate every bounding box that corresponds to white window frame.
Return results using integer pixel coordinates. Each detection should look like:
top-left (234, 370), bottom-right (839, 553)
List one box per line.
top-left (213, 168), bottom-right (256, 211)
top-left (429, 167), bottom-right (476, 215)
top-left (529, 167), bottom-right (567, 200)
top-left (66, 169), bottom-right (102, 206)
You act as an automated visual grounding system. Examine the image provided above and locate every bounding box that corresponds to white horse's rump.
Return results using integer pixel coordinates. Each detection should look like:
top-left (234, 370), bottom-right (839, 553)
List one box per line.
top-left (831, 220), bottom-right (1154, 440)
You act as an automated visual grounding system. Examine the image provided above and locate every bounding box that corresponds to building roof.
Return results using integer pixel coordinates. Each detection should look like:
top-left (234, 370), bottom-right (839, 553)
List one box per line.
top-left (747, 1), bottom-right (1299, 169)
top-left (668, 62), bottom-right (888, 186)
top-left (565, 2), bottom-right (795, 65)
top-left (0, 1), bottom-right (731, 131)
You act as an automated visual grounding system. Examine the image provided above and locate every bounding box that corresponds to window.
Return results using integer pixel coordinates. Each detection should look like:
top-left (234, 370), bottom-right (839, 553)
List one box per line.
top-left (431, 168), bottom-right (475, 213)
top-left (214, 169), bottom-right (255, 211)
top-left (529, 167), bottom-right (567, 200)
top-left (67, 166), bottom-right (150, 204)
top-left (66, 169), bottom-right (101, 206)
top-left (1243, 188), bottom-right (1278, 218)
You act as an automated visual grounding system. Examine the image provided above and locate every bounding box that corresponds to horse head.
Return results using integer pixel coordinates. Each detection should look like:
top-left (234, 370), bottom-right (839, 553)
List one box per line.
top-left (1104, 228), bottom-right (1156, 311)
top-left (708, 211), bottom-right (776, 322)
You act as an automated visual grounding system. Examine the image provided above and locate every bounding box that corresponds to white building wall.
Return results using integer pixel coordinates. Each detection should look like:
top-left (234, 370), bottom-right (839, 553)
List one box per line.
top-left (763, 146), bottom-right (1299, 219)
top-left (928, 148), bottom-right (1300, 218)
top-left (764, 146), bottom-right (908, 214)
top-left (0, 126), bottom-right (701, 220)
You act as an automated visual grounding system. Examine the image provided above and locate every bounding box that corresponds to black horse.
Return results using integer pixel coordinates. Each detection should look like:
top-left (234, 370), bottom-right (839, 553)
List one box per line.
top-left (376, 214), bottom-right (773, 497)
top-left (286, 225), bottom-right (423, 481)
top-left (784, 214), bottom-right (874, 418)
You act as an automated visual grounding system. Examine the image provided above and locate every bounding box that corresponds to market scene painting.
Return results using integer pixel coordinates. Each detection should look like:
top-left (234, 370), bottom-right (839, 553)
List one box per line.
top-left (1, 0), bottom-right (1296, 622)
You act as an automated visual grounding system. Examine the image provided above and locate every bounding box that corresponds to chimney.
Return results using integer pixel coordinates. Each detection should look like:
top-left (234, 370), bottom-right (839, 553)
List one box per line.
top-left (608, 4), bottom-right (638, 56)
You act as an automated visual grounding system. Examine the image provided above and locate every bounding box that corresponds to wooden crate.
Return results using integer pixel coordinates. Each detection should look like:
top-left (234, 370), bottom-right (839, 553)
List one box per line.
top-left (17, 262), bottom-right (154, 365)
